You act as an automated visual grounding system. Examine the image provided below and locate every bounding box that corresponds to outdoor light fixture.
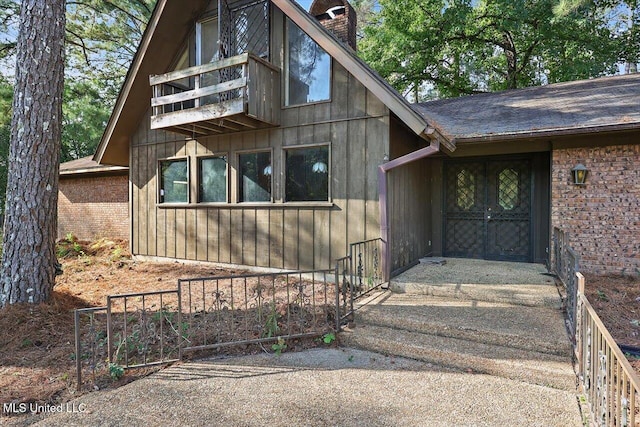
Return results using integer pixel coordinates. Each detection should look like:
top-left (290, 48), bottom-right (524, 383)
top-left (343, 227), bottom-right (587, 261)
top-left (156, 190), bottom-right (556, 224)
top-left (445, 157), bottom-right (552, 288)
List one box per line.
top-left (571, 163), bottom-right (588, 185)
top-left (263, 165), bottom-right (272, 176)
top-left (312, 161), bottom-right (328, 174)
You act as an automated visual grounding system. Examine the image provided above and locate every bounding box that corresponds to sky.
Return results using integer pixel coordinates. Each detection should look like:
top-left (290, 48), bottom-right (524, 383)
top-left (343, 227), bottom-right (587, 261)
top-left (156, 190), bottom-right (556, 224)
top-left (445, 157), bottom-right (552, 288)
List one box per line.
top-left (295, 0), bottom-right (314, 11)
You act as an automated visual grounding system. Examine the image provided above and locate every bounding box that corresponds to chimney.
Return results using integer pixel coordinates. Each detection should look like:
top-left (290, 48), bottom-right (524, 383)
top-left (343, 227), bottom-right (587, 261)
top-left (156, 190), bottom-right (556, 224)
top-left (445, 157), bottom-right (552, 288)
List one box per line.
top-left (309, 0), bottom-right (357, 51)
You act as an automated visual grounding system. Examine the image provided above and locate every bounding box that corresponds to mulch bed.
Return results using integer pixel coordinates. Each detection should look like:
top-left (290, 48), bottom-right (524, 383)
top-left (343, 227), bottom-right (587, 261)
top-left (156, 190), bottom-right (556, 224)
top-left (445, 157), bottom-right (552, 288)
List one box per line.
top-left (583, 273), bottom-right (640, 372)
top-left (0, 238), bottom-right (333, 419)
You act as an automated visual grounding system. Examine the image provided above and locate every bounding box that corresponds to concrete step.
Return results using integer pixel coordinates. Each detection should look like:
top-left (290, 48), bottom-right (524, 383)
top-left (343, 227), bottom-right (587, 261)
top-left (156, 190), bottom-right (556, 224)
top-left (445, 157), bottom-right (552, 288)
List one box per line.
top-left (389, 280), bottom-right (562, 309)
top-left (339, 323), bottom-right (576, 392)
top-left (354, 293), bottom-right (572, 357)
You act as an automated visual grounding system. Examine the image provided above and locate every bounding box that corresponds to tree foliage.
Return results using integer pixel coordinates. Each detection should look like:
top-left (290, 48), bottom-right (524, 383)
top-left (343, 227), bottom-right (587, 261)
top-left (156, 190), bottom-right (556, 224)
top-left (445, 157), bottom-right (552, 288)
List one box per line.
top-left (0, 0), bottom-right (155, 163)
top-left (359, 0), bottom-right (628, 100)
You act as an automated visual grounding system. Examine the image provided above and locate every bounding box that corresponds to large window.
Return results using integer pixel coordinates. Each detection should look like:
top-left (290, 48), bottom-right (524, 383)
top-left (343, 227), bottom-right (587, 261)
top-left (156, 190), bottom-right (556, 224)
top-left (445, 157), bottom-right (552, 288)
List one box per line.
top-left (285, 146), bottom-right (329, 202)
top-left (199, 155), bottom-right (228, 203)
top-left (285, 18), bottom-right (331, 106)
top-left (239, 151), bottom-right (272, 202)
top-left (159, 159), bottom-right (189, 203)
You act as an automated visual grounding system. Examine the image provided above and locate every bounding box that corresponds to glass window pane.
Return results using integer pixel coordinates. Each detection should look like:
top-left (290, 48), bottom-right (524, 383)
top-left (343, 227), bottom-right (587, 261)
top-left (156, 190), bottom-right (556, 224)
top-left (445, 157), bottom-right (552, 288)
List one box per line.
top-left (498, 168), bottom-right (519, 210)
top-left (286, 146), bottom-right (329, 202)
top-left (160, 159), bottom-right (188, 203)
top-left (198, 18), bottom-right (219, 64)
top-left (239, 152), bottom-right (271, 202)
top-left (199, 156), bottom-right (227, 203)
top-left (286, 19), bottom-right (331, 105)
top-left (456, 169), bottom-right (475, 211)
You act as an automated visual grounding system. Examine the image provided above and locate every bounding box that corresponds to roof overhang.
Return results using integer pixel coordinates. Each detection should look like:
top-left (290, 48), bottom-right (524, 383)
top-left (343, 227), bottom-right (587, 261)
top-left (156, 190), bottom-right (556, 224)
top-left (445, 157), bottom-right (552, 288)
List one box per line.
top-left (94, 0), bottom-right (446, 167)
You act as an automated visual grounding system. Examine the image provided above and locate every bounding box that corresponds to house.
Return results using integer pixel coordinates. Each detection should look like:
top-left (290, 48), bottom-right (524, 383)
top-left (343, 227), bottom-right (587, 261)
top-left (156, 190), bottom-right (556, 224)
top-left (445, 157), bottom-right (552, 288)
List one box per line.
top-left (58, 156), bottom-right (129, 241)
top-left (93, 0), bottom-right (640, 279)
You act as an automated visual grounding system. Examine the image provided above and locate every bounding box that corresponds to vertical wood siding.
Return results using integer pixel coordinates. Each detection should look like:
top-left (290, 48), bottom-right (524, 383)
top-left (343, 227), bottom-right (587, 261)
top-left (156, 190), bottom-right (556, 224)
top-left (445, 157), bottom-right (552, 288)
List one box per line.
top-left (387, 117), bottom-right (433, 273)
top-left (130, 62), bottom-right (389, 271)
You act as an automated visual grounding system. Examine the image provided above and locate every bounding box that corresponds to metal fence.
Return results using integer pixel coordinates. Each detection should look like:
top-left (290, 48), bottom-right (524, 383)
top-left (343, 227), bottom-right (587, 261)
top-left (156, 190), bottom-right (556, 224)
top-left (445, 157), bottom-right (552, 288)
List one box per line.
top-left (576, 273), bottom-right (640, 426)
top-left (74, 306), bottom-right (108, 389)
top-left (106, 289), bottom-right (182, 369)
top-left (333, 238), bottom-right (385, 323)
top-left (553, 227), bottom-right (580, 341)
top-left (177, 270), bottom-right (336, 355)
top-left (74, 269), bottom-right (338, 390)
top-left (73, 238), bottom-right (386, 390)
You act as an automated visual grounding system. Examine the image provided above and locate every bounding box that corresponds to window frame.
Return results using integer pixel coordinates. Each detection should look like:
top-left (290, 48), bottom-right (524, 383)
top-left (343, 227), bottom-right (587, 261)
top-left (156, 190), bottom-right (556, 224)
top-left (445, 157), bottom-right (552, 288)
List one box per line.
top-left (197, 153), bottom-right (229, 204)
top-left (158, 157), bottom-right (190, 205)
top-left (283, 18), bottom-right (332, 108)
top-left (236, 148), bottom-right (274, 204)
top-left (283, 143), bottom-right (331, 203)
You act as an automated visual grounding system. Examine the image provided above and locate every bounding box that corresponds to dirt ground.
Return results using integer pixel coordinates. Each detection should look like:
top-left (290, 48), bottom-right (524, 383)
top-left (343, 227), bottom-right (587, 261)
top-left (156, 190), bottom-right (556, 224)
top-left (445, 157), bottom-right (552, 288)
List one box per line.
top-left (1, 238), bottom-right (639, 418)
top-left (583, 273), bottom-right (640, 372)
top-left (0, 237), bottom-right (319, 418)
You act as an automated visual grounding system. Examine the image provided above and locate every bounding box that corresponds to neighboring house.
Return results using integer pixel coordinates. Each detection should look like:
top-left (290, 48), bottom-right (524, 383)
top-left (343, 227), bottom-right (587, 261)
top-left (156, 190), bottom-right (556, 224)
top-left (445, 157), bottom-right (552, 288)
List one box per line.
top-left (93, 0), bottom-right (640, 278)
top-left (58, 156), bottom-right (129, 241)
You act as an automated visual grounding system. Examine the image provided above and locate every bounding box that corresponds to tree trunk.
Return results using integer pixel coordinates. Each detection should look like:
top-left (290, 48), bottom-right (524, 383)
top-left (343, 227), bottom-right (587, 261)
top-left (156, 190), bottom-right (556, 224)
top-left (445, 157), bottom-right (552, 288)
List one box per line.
top-left (0, 0), bottom-right (65, 306)
top-left (503, 33), bottom-right (518, 89)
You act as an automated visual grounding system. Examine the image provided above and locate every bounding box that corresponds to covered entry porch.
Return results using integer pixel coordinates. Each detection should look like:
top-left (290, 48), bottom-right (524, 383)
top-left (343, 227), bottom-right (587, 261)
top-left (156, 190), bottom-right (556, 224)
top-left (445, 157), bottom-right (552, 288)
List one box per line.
top-left (385, 146), bottom-right (551, 277)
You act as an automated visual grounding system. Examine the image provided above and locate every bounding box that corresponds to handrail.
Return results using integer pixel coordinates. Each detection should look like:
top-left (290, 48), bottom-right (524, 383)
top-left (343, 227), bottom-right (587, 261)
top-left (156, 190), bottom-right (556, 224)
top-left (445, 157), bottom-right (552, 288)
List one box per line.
top-left (149, 52), bottom-right (280, 86)
top-left (576, 272), bottom-right (640, 426)
top-left (151, 77), bottom-right (247, 107)
top-left (150, 53), bottom-right (249, 86)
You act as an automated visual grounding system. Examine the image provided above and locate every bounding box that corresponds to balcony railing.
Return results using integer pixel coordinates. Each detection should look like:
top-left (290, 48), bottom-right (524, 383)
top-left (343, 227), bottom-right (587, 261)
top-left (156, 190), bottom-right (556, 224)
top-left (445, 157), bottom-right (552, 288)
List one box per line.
top-left (149, 53), bottom-right (280, 136)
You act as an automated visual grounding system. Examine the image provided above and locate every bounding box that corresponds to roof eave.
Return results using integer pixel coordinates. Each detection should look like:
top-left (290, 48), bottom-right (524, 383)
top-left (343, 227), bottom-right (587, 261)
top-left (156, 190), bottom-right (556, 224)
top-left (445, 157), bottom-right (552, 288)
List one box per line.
top-left (451, 121), bottom-right (640, 145)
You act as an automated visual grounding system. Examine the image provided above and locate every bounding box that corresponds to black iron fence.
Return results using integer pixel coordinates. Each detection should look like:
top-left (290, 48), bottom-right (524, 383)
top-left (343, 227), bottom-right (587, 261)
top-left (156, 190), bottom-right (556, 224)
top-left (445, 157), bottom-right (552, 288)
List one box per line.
top-left (178, 270), bottom-right (336, 355)
top-left (552, 227), bottom-right (580, 340)
top-left (73, 306), bottom-right (108, 389)
top-left (334, 238), bottom-right (385, 322)
top-left (73, 238), bottom-right (386, 390)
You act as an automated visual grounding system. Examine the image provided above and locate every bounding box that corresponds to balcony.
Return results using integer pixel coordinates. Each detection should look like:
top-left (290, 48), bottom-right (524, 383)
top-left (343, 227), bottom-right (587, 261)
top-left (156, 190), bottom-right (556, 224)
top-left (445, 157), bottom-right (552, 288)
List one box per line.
top-left (149, 53), bottom-right (280, 137)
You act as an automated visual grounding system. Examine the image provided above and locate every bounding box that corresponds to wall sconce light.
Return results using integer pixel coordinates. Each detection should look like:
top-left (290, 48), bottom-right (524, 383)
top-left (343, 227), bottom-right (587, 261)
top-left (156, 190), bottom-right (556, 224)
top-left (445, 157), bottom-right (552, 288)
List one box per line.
top-left (263, 165), bottom-right (272, 176)
top-left (312, 161), bottom-right (328, 174)
top-left (571, 163), bottom-right (588, 185)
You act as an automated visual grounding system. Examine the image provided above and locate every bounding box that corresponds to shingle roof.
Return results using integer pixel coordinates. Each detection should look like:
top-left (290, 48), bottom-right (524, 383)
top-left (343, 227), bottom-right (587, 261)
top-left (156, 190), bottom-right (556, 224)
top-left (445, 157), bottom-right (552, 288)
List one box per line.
top-left (60, 156), bottom-right (128, 176)
top-left (414, 73), bottom-right (640, 143)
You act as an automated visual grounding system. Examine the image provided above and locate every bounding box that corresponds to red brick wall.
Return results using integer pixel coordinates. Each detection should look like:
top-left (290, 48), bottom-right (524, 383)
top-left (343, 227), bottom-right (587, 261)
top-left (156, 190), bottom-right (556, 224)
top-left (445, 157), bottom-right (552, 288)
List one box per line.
top-left (58, 174), bottom-right (129, 241)
top-left (552, 144), bottom-right (640, 276)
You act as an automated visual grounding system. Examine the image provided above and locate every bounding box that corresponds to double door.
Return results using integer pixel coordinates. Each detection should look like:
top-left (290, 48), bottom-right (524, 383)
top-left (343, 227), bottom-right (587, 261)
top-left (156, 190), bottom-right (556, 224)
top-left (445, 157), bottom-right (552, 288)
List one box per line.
top-left (444, 158), bottom-right (532, 262)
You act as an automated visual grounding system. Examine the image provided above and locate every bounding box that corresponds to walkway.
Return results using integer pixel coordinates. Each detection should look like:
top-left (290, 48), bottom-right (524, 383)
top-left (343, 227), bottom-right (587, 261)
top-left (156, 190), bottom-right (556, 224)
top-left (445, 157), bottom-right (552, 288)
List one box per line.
top-left (29, 259), bottom-right (583, 426)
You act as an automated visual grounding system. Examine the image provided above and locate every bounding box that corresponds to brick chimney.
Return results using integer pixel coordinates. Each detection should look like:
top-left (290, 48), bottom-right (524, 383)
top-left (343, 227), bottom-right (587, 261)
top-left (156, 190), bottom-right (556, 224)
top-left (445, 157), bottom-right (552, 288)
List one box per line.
top-left (309, 0), bottom-right (357, 51)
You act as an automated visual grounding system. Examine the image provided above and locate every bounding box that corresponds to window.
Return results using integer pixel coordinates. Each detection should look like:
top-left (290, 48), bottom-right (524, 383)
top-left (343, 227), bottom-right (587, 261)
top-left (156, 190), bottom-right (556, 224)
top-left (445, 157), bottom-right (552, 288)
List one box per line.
top-left (199, 156), bottom-right (228, 203)
top-left (285, 146), bottom-right (329, 202)
top-left (239, 151), bottom-right (272, 202)
top-left (456, 169), bottom-right (475, 211)
top-left (498, 168), bottom-right (519, 210)
top-left (160, 159), bottom-right (189, 203)
top-left (285, 18), bottom-right (331, 106)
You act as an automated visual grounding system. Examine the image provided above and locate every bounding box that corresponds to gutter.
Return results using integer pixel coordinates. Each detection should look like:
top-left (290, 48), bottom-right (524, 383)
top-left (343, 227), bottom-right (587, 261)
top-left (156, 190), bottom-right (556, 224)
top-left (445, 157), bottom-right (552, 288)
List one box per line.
top-left (378, 139), bottom-right (440, 281)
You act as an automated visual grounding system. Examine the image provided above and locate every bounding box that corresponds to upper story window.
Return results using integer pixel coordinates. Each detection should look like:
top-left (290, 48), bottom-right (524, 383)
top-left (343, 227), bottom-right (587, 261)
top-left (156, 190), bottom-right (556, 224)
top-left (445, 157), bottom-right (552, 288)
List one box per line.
top-left (285, 146), bottom-right (329, 202)
top-left (239, 151), bottom-right (272, 202)
top-left (285, 18), bottom-right (331, 106)
top-left (159, 159), bottom-right (189, 204)
top-left (199, 155), bottom-right (228, 203)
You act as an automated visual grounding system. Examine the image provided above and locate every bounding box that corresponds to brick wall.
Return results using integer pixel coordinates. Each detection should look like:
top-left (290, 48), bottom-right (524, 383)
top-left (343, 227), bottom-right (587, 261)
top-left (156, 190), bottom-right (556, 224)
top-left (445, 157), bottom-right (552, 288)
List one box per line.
top-left (551, 144), bottom-right (640, 276)
top-left (58, 174), bottom-right (129, 241)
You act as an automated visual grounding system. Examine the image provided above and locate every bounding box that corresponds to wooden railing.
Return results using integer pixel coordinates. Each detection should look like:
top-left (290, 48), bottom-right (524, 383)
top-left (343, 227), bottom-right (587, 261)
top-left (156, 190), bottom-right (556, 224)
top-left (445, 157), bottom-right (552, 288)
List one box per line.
top-left (149, 53), bottom-right (280, 133)
top-left (576, 272), bottom-right (640, 426)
